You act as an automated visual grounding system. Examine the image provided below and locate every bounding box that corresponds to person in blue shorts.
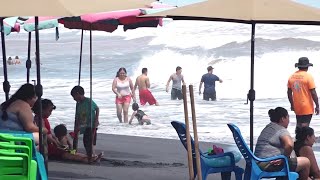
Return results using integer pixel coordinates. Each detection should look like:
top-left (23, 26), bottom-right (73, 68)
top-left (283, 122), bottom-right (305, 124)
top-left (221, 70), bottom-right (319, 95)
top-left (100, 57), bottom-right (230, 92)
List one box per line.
top-left (199, 66), bottom-right (223, 101)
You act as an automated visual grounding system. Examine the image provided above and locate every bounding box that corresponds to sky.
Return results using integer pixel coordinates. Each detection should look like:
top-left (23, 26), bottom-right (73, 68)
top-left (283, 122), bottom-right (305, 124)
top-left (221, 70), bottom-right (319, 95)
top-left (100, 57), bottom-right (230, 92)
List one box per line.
top-left (295, 0), bottom-right (320, 8)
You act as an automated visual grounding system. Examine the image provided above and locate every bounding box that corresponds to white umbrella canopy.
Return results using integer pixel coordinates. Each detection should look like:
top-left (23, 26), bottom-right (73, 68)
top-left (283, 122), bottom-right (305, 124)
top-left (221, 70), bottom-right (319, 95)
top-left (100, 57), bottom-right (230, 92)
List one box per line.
top-left (0, 0), bottom-right (153, 17)
top-left (144, 0), bottom-right (320, 25)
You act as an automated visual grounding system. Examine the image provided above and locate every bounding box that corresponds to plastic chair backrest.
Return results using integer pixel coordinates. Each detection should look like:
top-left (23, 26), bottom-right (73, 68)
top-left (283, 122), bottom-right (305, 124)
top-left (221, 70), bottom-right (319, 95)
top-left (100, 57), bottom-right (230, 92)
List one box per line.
top-left (227, 123), bottom-right (255, 165)
top-left (171, 121), bottom-right (201, 177)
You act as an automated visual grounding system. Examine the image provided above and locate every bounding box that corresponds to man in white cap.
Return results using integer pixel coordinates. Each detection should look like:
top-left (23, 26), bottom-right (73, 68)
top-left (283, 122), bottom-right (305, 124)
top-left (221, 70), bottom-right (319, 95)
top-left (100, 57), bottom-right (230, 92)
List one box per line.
top-left (287, 57), bottom-right (319, 128)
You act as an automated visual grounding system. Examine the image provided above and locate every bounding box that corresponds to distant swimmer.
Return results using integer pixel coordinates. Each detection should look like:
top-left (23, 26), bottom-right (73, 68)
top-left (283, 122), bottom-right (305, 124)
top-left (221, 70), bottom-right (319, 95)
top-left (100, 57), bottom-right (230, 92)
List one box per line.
top-left (133, 68), bottom-right (159, 106)
top-left (14, 56), bottom-right (21, 65)
top-left (166, 66), bottom-right (185, 100)
top-left (287, 57), bottom-right (319, 128)
top-left (7, 57), bottom-right (13, 65)
top-left (199, 66), bottom-right (223, 101)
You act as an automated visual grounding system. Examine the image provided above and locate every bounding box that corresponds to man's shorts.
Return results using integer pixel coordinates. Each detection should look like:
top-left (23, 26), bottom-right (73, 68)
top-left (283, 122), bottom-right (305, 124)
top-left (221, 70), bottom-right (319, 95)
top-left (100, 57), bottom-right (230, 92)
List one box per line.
top-left (203, 91), bottom-right (216, 101)
top-left (171, 88), bottom-right (183, 100)
top-left (139, 89), bottom-right (157, 105)
top-left (296, 114), bottom-right (313, 124)
top-left (115, 95), bottom-right (131, 104)
top-left (257, 157), bottom-right (297, 172)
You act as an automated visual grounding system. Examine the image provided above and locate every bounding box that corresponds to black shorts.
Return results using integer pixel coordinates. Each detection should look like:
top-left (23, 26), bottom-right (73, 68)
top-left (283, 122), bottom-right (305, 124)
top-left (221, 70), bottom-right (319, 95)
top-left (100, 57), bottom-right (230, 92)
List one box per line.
top-left (203, 92), bottom-right (216, 101)
top-left (296, 114), bottom-right (312, 124)
top-left (258, 157), bottom-right (297, 172)
top-left (171, 88), bottom-right (183, 100)
top-left (83, 128), bottom-right (97, 155)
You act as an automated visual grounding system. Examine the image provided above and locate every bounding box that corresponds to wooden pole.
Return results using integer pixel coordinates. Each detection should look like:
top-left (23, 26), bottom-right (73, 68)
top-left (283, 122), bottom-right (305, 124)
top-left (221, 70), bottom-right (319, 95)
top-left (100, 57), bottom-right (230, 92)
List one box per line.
top-left (182, 85), bottom-right (194, 180)
top-left (189, 85), bottom-right (202, 180)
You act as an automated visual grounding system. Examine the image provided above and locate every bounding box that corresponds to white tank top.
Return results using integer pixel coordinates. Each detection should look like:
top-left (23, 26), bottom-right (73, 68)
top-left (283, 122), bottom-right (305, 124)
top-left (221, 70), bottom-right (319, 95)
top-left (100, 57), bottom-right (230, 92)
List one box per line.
top-left (116, 77), bottom-right (130, 96)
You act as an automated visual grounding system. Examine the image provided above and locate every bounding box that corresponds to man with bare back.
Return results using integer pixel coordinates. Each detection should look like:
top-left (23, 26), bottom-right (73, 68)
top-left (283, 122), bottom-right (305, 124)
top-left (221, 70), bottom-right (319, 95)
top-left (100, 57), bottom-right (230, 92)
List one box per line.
top-left (134, 68), bottom-right (159, 106)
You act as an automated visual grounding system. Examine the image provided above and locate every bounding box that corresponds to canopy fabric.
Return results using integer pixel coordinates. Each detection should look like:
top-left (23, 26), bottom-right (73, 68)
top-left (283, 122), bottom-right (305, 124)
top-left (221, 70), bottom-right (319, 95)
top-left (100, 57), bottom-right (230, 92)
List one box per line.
top-left (2, 22), bottom-right (20, 35)
top-left (0, 0), bottom-right (153, 17)
top-left (143, 0), bottom-right (320, 25)
top-left (24, 17), bottom-right (60, 32)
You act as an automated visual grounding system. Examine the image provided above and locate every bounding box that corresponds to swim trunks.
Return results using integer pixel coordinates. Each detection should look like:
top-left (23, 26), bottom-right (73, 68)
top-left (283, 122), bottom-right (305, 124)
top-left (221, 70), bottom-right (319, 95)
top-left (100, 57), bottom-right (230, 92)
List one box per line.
top-left (139, 89), bottom-right (157, 105)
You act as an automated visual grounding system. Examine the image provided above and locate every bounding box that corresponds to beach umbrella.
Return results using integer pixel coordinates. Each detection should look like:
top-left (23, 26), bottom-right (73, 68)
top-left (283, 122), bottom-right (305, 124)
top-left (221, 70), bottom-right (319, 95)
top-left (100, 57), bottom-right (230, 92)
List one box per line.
top-left (142, 0), bottom-right (320, 151)
top-left (0, 0), bottom-right (154, 174)
top-left (60, 9), bottom-right (162, 151)
top-left (14, 7), bottom-right (162, 156)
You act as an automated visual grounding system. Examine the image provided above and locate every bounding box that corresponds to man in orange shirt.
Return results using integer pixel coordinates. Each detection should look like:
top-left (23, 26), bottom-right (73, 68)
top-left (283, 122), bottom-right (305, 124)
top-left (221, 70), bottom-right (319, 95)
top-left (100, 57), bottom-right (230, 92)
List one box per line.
top-left (288, 57), bottom-right (319, 128)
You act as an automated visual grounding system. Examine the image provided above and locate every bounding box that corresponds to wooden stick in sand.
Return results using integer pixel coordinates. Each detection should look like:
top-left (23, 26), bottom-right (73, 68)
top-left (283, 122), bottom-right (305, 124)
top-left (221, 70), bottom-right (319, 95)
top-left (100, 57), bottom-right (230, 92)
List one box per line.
top-left (189, 85), bottom-right (202, 180)
top-left (182, 85), bottom-right (194, 180)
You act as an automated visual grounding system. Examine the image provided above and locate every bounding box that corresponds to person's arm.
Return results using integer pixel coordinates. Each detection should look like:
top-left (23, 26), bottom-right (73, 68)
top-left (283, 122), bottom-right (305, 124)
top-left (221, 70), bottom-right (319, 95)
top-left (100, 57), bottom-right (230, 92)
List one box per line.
top-left (94, 106), bottom-right (100, 128)
top-left (287, 88), bottom-right (294, 111)
top-left (166, 75), bottom-right (173, 92)
top-left (299, 146), bottom-right (320, 178)
top-left (199, 81), bottom-right (203, 95)
top-left (133, 77), bottom-right (138, 95)
top-left (19, 104), bottom-right (40, 133)
top-left (146, 77), bottom-right (150, 88)
top-left (280, 135), bottom-right (294, 157)
top-left (129, 78), bottom-right (136, 101)
top-left (181, 75), bottom-right (186, 86)
top-left (129, 111), bottom-right (137, 125)
top-left (112, 78), bottom-right (121, 97)
top-left (310, 89), bottom-right (319, 115)
top-left (219, 78), bottom-right (223, 83)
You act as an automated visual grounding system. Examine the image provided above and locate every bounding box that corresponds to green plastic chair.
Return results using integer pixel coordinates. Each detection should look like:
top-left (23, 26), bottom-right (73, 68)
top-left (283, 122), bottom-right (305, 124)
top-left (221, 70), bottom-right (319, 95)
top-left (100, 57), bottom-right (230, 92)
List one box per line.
top-left (0, 134), bottom-right (37, 180)
top-left (0, 149), bottom-right (37, 180)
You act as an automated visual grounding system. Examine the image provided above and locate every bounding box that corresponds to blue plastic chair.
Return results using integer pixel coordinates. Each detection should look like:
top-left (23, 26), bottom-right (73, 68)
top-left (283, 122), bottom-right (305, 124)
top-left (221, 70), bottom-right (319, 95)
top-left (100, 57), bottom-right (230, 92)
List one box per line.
top-left (171, 121), bottom-right (244, 180)
top-left (227, 123), bottom-right (299, 180)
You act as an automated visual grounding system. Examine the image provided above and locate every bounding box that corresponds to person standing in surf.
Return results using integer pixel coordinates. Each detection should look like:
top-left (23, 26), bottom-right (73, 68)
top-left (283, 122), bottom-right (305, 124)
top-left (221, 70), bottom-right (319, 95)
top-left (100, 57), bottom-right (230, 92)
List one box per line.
top-left (166, 66), bottom-right (185, 100)
top-left (199, 66), bottom-right (223, 101)
top-left (133, 68), bottom-right (159, 106)
top-left (287, 57), bottom-right (319, 129)
top-left (112, 67), bottom-right (135, 123)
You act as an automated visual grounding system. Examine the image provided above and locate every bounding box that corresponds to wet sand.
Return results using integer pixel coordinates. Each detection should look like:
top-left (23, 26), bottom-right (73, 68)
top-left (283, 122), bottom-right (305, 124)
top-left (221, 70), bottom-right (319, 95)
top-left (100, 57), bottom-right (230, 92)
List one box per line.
top-left (48, 133), bottom-right (245, 180)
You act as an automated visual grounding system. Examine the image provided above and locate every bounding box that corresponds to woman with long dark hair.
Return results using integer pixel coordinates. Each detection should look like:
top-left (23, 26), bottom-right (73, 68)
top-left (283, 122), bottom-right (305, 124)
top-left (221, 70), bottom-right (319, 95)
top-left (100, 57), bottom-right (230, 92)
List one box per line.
top-left (295, 126), bottom-right (320, 179)
top-left (0, 83), bottom-right (43, 143)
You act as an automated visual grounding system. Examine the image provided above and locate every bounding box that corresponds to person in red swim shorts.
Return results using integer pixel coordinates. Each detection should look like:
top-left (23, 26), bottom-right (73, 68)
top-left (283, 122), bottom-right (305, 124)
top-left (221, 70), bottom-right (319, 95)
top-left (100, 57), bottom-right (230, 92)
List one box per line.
top-left (133, 68), bottom-right (159, 106)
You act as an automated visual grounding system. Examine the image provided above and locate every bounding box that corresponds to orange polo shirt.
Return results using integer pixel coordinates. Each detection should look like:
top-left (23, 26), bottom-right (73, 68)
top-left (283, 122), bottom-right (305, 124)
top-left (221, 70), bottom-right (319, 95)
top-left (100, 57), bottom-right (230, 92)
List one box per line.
top-left (288, 70), bottom-right (315, 115)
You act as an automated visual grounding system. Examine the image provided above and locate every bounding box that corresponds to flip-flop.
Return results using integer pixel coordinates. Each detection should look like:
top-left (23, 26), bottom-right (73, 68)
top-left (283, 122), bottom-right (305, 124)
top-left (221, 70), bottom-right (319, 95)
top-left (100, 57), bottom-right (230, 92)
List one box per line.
top-left (89, 152), bottom-right (104, 164)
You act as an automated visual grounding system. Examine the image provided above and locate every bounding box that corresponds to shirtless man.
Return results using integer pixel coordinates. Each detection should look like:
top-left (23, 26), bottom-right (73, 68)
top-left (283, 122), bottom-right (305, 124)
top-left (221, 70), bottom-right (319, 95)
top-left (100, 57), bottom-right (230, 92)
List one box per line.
top-left (133, 68), bottom-right (159, 106)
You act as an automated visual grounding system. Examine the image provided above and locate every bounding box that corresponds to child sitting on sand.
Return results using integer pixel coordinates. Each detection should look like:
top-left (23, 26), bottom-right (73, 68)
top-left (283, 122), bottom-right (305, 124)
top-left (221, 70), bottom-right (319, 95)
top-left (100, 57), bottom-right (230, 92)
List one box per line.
top-left (54, 124), bottom-right (103, 163)
top-left (129, 102), bottom-right (151, 125)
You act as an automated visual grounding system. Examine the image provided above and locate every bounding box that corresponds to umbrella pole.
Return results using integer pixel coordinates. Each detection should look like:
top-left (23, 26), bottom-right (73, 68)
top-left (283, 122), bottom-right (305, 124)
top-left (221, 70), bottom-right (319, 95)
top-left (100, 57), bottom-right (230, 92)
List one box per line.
top-left (189, 85), bottom-right (202, 180)
top-left (35, 16), bottom-right (48, 172)
top-left (0, 19), bottom-right (10, 100)
top-left (73, 29), bottom-right (84, 151)
top-left (249, 23), bottom-right (256, 151)
top-left (182, 85), bottom-right (194, 180)
top-left (78, 29), bottom-right (83, 85)
top-left (89, 26), bottom-right (93, 161)
top-left (26, 32), bottom-right (32, 83)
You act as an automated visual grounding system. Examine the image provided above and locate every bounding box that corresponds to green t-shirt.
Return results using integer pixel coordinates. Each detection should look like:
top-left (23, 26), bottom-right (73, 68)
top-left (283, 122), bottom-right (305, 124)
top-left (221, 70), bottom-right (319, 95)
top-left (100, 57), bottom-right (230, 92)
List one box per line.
top-left (76, 97), bottom-right (98, 134)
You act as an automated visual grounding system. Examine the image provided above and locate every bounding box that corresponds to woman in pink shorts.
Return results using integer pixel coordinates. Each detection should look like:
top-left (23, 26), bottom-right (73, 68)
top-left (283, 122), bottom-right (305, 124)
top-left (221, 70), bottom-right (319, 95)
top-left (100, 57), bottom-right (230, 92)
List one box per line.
top-left (112, 67), bottom-right (135, 123)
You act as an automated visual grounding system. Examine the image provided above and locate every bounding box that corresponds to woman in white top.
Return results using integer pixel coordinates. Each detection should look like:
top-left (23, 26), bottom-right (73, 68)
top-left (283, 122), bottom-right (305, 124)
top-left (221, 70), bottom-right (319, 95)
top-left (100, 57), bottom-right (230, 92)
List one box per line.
top-left (112, 67), bottom-right (135, 123)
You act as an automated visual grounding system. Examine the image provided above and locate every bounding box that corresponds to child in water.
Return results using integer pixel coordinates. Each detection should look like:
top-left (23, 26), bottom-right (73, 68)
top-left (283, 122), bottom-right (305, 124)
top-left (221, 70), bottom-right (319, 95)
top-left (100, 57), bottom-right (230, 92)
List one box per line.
top-left (129, 102), bottom-right (151, 125)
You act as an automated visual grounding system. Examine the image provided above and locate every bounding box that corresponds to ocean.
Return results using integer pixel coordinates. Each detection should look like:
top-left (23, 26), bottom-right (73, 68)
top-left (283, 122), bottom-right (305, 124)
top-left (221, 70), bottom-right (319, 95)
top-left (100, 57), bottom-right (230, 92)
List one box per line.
top-left (1, 20), bottom-right (320, 153)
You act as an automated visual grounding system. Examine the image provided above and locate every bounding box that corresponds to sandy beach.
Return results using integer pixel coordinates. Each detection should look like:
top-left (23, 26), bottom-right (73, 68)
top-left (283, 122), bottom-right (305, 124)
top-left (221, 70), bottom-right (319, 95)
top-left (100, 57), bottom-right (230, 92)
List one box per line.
top-left (48, 133), bottom-right (245, 180)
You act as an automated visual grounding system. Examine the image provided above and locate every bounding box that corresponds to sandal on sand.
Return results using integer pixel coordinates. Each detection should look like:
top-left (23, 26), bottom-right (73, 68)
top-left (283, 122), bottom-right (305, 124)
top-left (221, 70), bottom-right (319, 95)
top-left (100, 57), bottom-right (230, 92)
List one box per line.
top-left (89, 152), bottom-right (104, 164)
